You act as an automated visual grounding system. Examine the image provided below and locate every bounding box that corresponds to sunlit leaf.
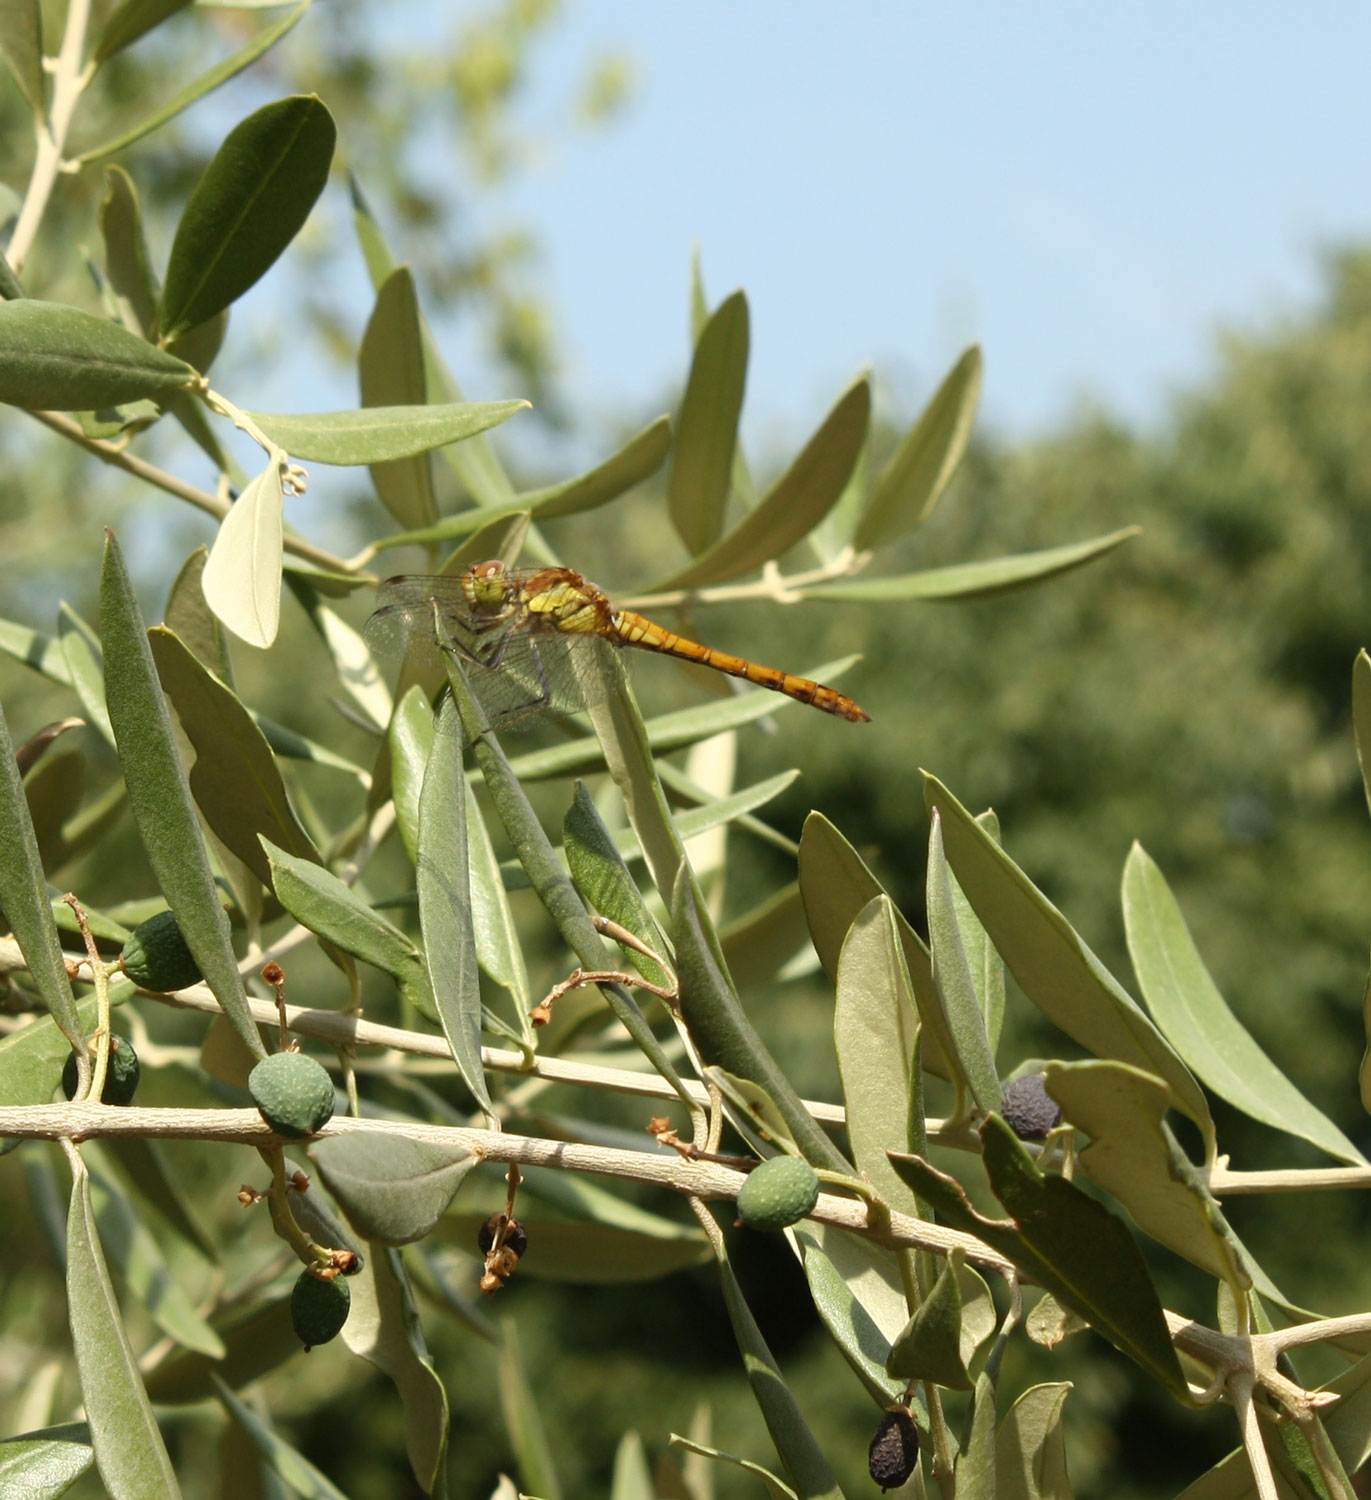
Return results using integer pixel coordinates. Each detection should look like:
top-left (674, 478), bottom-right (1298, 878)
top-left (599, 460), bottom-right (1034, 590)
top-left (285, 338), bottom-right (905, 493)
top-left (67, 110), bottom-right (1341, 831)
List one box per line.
top-left (98, 167), bottom-right (159, 337)
top-left (0, 0), bottom-right (43, 114)
top-left (792, 1225), bottom-right (903, 1406)
top-left (923, 773), bottom-right (1213, 1150)
top-left (564, 780), bottom-right (672, 990)
top-left (93, 0), bottom-right (192, 63)
top-left (262, 838), bottom-right (435, 1018)
top-left (712, 1236), bottom-right (843, 1499)
top-left (0, 1422), bottom-right (93, 1499)
top-left (201, 458), bottom-right (284, 649)
top-left (66, 1157), bottom-right (182, 1498)
top-left (0, 300), bottom-right (193, 409)
top-left (855, 344), bottom-right (980, 550)
top-left (834, 896), bottom-right (922, 1215)
top-left (159, 95), bottom-right (336, 339)
top-left (803, 528), bottom-right (1140, 602)
top-left (1123, 842), bottom-right (1365, 1165)
top-left (669, 290), bottom-right (748, 555)
top-left (887, 1252), bottom-right (973, 1389)
top-left (417, 695), bottom-right (491, 1112)
top-left (0, 703), bottom-right (84, 1053)
top-left (995, 1383), bottom-right (1073, 1500)
top-left (1044, 1061), bottom-right (1256, 1292)
top-left (312, 1132), bottom-right (475, 1245)
top-left (150, 625), bottom-right (319, 886)
top-left (250, 399), bottom-right (528, 466)
top-left (101, 532), bottom-right (263, 1059)
top-left (359, 267), bottom-right (436, 528)
top-left (339, 1247), bottom-right (449, 1494)
top-left (890, 1119), bottom-right (1188, 1399)
top-left (649, 374), bottom-right (869, 591)
top-left (926, 812), bottom-right (1001, 1114)
top-left (76, 2), bottom-right (313, 164)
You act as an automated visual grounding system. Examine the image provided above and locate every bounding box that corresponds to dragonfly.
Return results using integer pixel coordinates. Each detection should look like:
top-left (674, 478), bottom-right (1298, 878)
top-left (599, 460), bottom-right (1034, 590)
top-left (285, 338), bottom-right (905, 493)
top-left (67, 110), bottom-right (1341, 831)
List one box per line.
top-left (363, 560), bottom-right (870, 731)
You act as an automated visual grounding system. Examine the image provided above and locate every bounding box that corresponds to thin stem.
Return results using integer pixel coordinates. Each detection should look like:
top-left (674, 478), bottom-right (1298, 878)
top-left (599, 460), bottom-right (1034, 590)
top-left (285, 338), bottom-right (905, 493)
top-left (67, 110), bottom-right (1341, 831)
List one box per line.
top-left (1231, 1375), bottom-right (1280, 1500)
top-left (620, 547), bottom-right (868, 614)
top-left (0, 1100), bottom-right (1018, 1270)
top-left (22, 410), bottom-right (365, 578)
top-left (7, 0), bottom-right (94, 272)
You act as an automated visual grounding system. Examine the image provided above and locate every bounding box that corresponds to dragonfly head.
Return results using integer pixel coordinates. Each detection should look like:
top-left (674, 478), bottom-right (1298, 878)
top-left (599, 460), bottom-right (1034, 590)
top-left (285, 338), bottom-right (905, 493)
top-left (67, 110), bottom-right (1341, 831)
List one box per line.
top-left (465, 559), bottom-right (510, 614)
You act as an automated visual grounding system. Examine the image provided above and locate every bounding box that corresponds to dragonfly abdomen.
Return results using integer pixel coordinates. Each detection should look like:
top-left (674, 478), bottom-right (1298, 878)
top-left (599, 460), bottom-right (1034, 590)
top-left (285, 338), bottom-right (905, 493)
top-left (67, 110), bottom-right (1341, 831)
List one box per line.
top-left (610, 610), bottom-right (870, 723)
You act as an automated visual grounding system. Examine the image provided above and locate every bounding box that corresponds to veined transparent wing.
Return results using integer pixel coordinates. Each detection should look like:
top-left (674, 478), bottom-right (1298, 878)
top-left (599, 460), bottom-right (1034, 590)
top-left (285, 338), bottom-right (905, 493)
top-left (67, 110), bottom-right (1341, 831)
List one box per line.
top-left (364, 575), bottom-right (621, 732)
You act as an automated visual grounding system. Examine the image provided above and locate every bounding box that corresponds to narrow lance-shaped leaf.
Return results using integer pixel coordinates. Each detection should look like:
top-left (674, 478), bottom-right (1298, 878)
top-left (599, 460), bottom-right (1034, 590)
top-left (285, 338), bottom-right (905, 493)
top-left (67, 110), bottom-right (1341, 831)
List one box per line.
top-left (669, 289), bottom-right (748, 555)
top-left (1353, 651), bottom-right (1371, 822)
top-left (212, 1377), bottom-right (351, 1500)
top-left (0, 702), bottom-right (84, 1054)
top-left (564, 780), bottom-right (672, 991)
top-left (453, 652), bottom-right (694, 1109)
top-left (713, 1237), bottom-right (846, 1500)
top-left (855, 344), bottom-right (981, 551)
top-left (201, 455), bottom-right (285, 649)
top-left (0, 0), bottom-right (42, 115)
top-left (339, 1245), bottom-right (450, 1495)
top-left (890, 1118), bottom-right (1189, 1400)
top-left (802, 528), bottom-right (1140, 603)
top-left (93, 0), bottom-right (193, 66)
top-left (360, 266), bottom-right (437, 529)
top-left (467, 777), bottom-right (532, 1025)
top-left (312, 1132), bottom-right (475, 1246)
top-left (0, 300), bottom-right (194, 410)
top-left (371, 415), bottom-right (659, 555)
top-left (887, 1252), bottom-right (973, 1390)
top-left (797, 811), bottom-right (954, 1081)
top-left (159, 95), bottom-right (336, 340)
top-left (1122, 842), bottom-right (1365, 1165)
top-left (57, 604), bottom-right (112, 747)
top-left (0, 1423), bottom-right (94, 1496)
top-left (349, 172), bottom-right (517, 508)
top-left (498, 1318), bottom-right (565, 1500)
top-left (149, 626), bottom-right (319, 886)
top-left (996, 1383), bottom-right (1073, 1500)
top-left (834, 896), bottom-right (922, 1215)
top-left (85, 1148), bottom-right (226, 1357)
top-left (417, 695), bottom-right (492, 1115)
top-left (250, 400), bottom-right (529, 466)
top-left (1043, 1061), bottom-right (1255, 1292)
top-left (262, 838), bottom-right (435, 1018)
top-left (99, 166), bottom-right (160, 337)
top-left (927, 812), bottom-right (1001, 1116)
top-left (66, 1153), bottom-right (183, 1499)
top-left (792, 1227), bottom-right (904, 1406)
top-left (673, 865), bottom-right (850, 1173)
top-left (387, 684), bottom-right (435, 861)
top-left (515, 414), bottom-right (671, 515)
top-left (648, 374), bottom-right (870, 592)
top-left (75, 2), bottom-right (313, 166)
top-left (100, 531), bottom-right (264, 1059)
top-left (923, 773), bottom-right (1213, 1152)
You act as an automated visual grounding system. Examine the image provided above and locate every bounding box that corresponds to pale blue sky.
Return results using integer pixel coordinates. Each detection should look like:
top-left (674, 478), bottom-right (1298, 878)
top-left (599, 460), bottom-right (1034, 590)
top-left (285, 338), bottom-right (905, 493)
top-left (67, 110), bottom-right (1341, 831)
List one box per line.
top-left (479, 5), bottom-right (1371, 448)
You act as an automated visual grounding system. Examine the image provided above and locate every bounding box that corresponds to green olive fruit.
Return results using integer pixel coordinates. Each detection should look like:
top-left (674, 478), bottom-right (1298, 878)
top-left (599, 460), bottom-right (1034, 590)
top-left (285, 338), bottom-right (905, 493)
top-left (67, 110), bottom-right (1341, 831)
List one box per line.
top-left (290, 1269), bottom-right (351, 1349)
top-left (119, 909), bottom-right (202, 992)
top-left (248, 1051), bottom-right (335, 1138)
top-left (868, 1405), bottom-right (919, 1491)
top-left (735, 1155), bottom-right (820, 1232)
top-left (1000, 1073), bottom-right (1062, 1141)
top-left (61, 1035), bottom-right (140, 1106)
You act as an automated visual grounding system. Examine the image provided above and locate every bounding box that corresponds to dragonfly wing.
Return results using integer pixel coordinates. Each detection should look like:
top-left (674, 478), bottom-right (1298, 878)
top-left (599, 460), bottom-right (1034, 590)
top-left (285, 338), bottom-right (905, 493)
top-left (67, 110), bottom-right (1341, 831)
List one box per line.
top-left (452, 630), bottom-right (619, 731)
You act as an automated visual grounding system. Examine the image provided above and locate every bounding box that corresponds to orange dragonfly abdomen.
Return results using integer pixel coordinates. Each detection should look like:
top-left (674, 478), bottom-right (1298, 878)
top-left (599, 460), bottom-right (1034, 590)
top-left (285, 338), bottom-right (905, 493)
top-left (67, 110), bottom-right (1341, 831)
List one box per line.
top-left (610, 609), bottom-right (870, 723)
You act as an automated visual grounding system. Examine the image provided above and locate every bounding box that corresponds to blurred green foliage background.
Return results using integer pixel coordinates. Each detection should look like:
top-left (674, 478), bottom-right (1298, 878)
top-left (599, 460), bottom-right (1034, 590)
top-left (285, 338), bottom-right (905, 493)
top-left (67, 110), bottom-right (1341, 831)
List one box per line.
top-left (3, 5), bottom-right (1371, 1497)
